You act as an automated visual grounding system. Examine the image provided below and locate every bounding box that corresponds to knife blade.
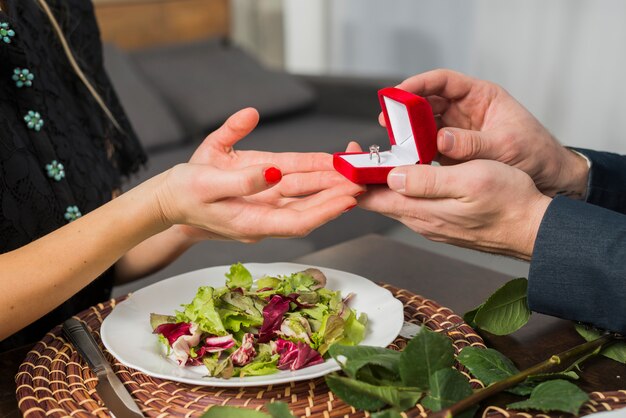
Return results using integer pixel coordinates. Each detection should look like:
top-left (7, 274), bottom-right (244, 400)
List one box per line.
top-left (398, 321), bottom-right (422, 339)
top-left (63, 318), bottom-right (144, 418)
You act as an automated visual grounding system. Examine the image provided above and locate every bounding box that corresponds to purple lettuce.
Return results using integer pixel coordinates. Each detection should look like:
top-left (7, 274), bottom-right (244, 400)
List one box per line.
top-left (154, 322), bottom-right (192, 346)
top-left (274, 339), bottom-right (324, 371)
top-left (258, 295), bottom-right (292, 343)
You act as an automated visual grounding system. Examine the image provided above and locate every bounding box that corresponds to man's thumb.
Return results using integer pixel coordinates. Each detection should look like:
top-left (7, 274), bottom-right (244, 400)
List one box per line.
top-left (438, 129), bottom-right (493, 161)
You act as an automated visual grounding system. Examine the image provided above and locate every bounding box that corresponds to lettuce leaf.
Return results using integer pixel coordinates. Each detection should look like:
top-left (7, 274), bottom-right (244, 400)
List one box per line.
top-left (220, 291), bottom-right (263, 322)
top-left (176, 286), bottom-right (226, 335)
top-left (256, 276), bottom-right (281, 290)
top-left (225, 263), bottom-right (253, 290)
top-left (313, 314), bottom-right (345, 355)
top-left (238, 345), bottom-right (280, 377)
top-left (220, 309), bottom-right (263, 333)
top-left (341, 311), bottom-right (368, 346)
top-left (276, 272), bottom-right (317, 295)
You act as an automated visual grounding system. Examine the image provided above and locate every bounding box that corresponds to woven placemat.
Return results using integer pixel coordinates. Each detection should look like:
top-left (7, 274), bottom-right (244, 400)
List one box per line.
top-left (15, 284), bottom-right (625, 418)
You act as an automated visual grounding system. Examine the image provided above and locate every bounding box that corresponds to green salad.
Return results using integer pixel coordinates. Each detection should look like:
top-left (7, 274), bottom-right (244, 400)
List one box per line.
top-left (150, 263), bottom-right (367, 378)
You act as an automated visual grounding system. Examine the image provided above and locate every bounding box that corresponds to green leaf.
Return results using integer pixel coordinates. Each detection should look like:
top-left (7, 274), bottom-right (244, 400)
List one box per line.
top-left (201, 406), bottom-right (269, 418)
top-left (276, 272), bottom-right (317, 295)
top-left (457, 346), bottom-right (578, 396)
top-left (457, 346), bottom-right (518, 386)
top-left (340, 312), bottom-right (368, 346)
top-left (507, 371), bottom-right (579, 397)
top-left (176, 286), bottom-right (226, 335)
top-left (575, 325), bottom-right (626, 364)
top-left (325, 374), bottom-right (421, 410)
top-left (473, 278), bottom-right (530, 335)
top-left (225, 262), bottom-right (253, 290)
top-left (328, 344), bottom-right (401, 379)
top-left (316, 314), bottom-right (346, 355)
top-left (507, 379), bottom-right (589, 415)
top-left (399, 328), bottom-right (455, 390)
top-left (456, 346), bottom-right (531, 395)
top-left (420, 368), bottom-right (476, 418)
top-left (463, 303), bottom-right (483, 328)
top-left (237, 354), bottom-right (279, 377)
top-left (265, 402), bottom-right (296, 418)
top-left (256, 276), bottom-right (281, 290)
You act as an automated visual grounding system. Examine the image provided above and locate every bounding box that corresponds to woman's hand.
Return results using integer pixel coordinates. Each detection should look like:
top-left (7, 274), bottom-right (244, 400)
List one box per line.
top-left (388, 69), bottom-right (589, 198)
top-left (358, 160), bottom-right (552, 260)
top-left (115, 108), bottom-right (362, 282)
top-left (173, 108), bottom-right (362, 242)
top-left (155, 161), bottom-right (358, 243)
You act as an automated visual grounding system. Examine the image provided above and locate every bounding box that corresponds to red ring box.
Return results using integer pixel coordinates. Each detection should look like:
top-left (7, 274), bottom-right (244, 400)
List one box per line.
top-left (333, 87), bottom-right (437, 184)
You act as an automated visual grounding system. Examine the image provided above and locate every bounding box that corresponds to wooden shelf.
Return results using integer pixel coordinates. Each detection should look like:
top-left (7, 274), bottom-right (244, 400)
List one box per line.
top-left (94, 0), bottom-right (230, 49)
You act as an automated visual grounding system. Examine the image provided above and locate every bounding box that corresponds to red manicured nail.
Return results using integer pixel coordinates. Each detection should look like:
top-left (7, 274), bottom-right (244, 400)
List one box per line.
top-left (343, 204), bottom-right (357, 213)
top-left (264, 167), bottom-right (282, 184)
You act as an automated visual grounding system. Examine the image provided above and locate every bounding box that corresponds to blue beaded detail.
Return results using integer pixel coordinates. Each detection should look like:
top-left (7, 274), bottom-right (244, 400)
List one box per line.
top-left (0, 22), bottom-right (15, 44)
top-left (45, 160), bottom-right (65, 181)
top-left (64, 206), bottom-right (82, 222)
top-left (24, 110), bottom-right (44, 131)
top-left (12, 68), bottom-right (34, 88)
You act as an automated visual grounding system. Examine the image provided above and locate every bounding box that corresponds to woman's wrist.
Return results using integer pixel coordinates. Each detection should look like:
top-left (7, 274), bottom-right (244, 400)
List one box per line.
top-left (120, 172), bottom-right (173, 239)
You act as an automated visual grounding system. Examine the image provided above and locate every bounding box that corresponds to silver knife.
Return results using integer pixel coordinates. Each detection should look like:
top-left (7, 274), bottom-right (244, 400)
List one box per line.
top-left (63, 318), bottom-right (144, 418)
top-left (399, 321), bottom-right (422, 339)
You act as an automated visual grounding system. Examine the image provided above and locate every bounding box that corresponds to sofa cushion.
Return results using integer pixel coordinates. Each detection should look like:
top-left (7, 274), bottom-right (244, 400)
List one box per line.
top-left (131, 39), bottom-right (316, 135)
top-left (103, 44), bottom-right (186, 151)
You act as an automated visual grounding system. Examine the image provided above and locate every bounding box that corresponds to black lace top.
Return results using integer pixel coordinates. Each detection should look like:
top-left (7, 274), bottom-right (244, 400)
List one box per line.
top-left (0, 0), bottom-right (146, 350)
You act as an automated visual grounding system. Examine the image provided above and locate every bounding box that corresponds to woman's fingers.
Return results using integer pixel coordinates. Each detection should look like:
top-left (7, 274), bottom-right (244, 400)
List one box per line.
top-left (206, 108), bottom-right (260, 151)
top-left (282, 182), bottom-right (361, 211)
top-left (277, 171), bottom-right (361, 197)
top-left (247, 195), bottom-right (356, 238)
top-left (345, 141), bottom-right (363, 153)
top-left (195, 164), bottom-right (282, 200)
top-left (222, 149), bottom-right (334, 174)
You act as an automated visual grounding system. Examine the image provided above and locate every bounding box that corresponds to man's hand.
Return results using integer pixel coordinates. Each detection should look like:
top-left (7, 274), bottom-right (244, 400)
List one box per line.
top-left (359, 160), bottom-right (552, 260)
top-left (387, 69), bottom-right (589, 198)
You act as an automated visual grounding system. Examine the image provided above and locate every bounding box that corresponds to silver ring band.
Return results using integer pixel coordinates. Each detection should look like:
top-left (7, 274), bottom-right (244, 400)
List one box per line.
top-left (369, 145), bottom-right (380, 164)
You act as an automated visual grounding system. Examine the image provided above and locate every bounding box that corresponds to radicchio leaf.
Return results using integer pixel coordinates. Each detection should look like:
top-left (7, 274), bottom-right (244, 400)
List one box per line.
top-left (154, 322), bottom-right (192, 346)
top-left (258, 295), bottom-right (291, 343)
top-left (188, 335), bottom-right (237, 365)
top-left (231, 333), bottom-right (257, 366)
top-left (168, 323), bottom-right (202, 366)
top-left (274, 339), bottom-right (324, 371)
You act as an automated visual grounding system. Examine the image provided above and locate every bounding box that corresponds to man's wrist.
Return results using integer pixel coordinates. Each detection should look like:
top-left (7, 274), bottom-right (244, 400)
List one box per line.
top-left (553, 148), bottom-right (590, 200)
top-left (518, 194), bottom-right (552, 260)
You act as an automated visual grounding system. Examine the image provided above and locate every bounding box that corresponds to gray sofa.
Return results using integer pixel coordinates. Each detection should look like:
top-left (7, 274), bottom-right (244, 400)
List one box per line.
top-left (105, 39), bottom-right (398, 296)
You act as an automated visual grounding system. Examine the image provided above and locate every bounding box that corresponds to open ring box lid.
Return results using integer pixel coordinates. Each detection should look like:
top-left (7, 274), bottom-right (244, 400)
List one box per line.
top-left (333, 87), bottom-right (437, 184)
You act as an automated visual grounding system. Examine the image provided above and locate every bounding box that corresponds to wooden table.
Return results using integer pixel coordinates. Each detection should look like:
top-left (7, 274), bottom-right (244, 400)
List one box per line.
top-left (1, 234), bottom-right (624, 417)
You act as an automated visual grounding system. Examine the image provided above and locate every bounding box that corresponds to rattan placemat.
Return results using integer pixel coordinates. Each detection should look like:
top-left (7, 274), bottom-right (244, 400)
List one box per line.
top-left (15, 284), bottom-right (626, 418)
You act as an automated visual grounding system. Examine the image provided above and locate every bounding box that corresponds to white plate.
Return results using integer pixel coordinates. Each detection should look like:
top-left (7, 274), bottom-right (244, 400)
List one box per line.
top-left (101, 262), bottom-right (404, 387)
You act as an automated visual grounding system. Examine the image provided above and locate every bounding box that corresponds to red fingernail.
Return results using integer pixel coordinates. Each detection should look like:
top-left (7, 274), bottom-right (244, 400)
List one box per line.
top-left (264, 167), bottom-right (282, 184)
top-left (343, 204), bottom-right (357, 213)
top-left (355, 191), bottom-right (365, 197)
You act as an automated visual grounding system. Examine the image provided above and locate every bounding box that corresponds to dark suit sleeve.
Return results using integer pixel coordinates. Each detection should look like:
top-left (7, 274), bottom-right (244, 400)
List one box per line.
top-left (528, 195), bottom-right (626, 334)
top-left (571, 148), bottom-right (626, 214)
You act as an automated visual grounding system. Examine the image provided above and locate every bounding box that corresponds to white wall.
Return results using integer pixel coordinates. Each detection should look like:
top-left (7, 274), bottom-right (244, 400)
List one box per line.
top-left (283, 0), bottom-right (626, 154)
